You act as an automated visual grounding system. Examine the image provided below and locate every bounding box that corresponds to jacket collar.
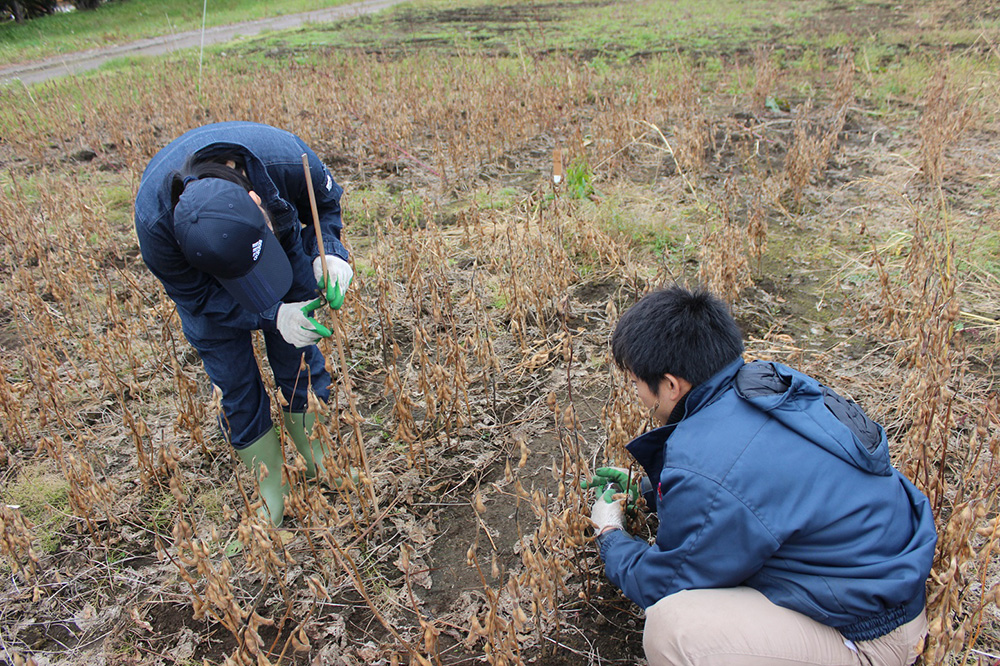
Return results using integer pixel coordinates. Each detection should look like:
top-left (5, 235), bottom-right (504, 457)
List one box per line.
top-left (683, 356), bottom-right (745, 414)
top-left (191, 142), bottom-right (294, 230)
top-left (626, 356), bottom-right (745, 483)
top-left (664, 392), bottom-right (688, 427)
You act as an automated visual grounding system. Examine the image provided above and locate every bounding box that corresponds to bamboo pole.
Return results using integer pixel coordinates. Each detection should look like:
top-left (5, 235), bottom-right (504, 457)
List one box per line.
top-left (301, 154), bottom-right (378, 516)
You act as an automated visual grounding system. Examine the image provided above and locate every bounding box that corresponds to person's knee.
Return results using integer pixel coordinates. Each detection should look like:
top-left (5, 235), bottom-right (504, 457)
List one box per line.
top-left (643, 592), bottom-right (696, 666)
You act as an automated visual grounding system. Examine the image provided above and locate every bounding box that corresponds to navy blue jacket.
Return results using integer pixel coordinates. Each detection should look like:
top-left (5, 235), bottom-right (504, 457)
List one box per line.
top-left (135, 122), bottom-right (347, 337)
top-left (600, 358), bottom-right (937, 642)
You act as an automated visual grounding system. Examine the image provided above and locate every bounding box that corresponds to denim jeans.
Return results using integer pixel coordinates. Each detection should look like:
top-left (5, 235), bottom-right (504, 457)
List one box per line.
top-left (188, 327), bottom-right (330, 449)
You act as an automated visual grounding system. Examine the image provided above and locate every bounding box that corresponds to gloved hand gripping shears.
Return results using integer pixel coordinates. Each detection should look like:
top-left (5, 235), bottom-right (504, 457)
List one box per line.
top-left (581, 466), bottom-right (642, 509)
top-left (583, 466), bottom-right (641, 537)
top-left (300, 262), bottom-right (353, 338)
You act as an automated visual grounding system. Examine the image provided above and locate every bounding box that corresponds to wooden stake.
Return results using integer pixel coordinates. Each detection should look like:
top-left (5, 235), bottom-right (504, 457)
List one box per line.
top-left (302, 154), bottom-right (329, 289)
top-left (300, 154), bottom-right (378, 516)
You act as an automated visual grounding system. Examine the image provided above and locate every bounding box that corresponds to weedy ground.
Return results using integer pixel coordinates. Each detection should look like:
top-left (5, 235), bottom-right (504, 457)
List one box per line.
top-left (0, 0), bottom-right (999, 664)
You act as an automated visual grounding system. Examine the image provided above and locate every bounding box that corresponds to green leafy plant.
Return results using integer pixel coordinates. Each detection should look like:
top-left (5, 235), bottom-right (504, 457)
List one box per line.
top-left (566, 160), bottom-right (594, 199)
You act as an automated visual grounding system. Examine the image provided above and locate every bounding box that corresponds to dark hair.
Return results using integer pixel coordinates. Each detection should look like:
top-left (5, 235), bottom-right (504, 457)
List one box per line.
top-left (611, 286), bottom-right (744, 391)
top-left (169, 152), bottom-right (251, 210)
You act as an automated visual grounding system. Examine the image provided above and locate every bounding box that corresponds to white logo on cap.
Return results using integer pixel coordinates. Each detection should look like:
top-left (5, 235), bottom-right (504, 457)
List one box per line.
top-left (251, 239), bottom-right (263, 261)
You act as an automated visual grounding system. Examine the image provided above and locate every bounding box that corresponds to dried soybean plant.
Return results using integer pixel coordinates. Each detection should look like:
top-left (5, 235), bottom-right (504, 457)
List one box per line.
top-left (671, 74), bottom-right (713, 178)
top-left (0, 357), bottom-right (28, 459)
top-left (601, 366), bottom-right (652, 466)
top-left (782, 51), bottom-right (854, 205)
top-left (699, 177), bottom-right (754, 305)
top-left (464, 394), bottom-right (593, 665)
top-left (0, 505), bottom-right (39, 595)
top-left (751, 47), bottom-right (779, 114)
top-left (859, 195), bottom-right (1000, 661)
top-left (452, 183), bottom-right (644, 664)
top-left (918, 65), bottom-right (976, 188)
top-left (168, 519), bottom-right (245, 636)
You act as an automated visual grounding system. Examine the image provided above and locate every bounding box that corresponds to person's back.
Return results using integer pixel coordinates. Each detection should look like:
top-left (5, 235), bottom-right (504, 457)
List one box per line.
top-left (660, 358), bottom-right (935, 636)
top-left (136, 121), bottom-right (334, 238)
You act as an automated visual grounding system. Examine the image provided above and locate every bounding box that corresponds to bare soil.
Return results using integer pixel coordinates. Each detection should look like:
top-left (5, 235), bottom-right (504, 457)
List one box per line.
top-left (1, 1), bottom-right (998, 665)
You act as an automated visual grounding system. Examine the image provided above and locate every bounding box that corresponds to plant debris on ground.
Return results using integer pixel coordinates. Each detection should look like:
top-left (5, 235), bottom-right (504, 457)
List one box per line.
top-left (0, 1), bottom-right (998, 664)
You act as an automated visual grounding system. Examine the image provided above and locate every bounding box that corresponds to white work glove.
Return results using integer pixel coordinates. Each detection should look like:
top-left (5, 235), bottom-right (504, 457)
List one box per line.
top-left (590, 492), bottom-right (625, 536)
top-left (312, 255), bottom-right (353, 310)
top-left (276, 301), bottom-right (323, 348)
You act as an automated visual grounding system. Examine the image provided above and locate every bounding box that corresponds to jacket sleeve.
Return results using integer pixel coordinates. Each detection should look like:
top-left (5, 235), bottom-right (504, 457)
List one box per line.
top-left (288, 142), bottom-right (348, 263)
top-left (136, 216), bottom-right (272, 332)
top-left (599, 467), bottom-right (780, 610)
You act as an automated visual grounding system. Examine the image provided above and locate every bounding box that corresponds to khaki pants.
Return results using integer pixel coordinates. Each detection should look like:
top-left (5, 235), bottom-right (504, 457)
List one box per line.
top-left (643, 588), bottom-right (927, 666)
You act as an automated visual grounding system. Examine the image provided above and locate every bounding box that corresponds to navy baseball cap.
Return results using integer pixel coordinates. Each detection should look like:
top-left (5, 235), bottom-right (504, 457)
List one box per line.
top-left (173, 178), bottom-right (293, 313)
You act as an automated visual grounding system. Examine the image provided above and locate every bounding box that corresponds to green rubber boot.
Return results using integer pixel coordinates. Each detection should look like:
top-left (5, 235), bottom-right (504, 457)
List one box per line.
top-left (284, 412), bottom-right (327, 479)
top-left (234, 428), bottom-right (287, 527)
top-left (284, 412), bottom-right (357, 488)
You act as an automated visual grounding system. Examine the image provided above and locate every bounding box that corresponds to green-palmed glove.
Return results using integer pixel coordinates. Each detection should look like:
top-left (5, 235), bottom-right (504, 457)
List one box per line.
top-left (312, 255), bottom-right (353, 310)
top-left (581, 466), bottom-right (641, 506)
top-left (277, 301), bottom-right (325, 347)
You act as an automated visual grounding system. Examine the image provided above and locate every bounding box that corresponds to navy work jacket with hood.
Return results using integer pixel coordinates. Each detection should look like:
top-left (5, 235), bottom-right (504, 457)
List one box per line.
top-left (599, 358), bottom-right (937, 642)
top-left (134, 122), bottom-right (347, 338)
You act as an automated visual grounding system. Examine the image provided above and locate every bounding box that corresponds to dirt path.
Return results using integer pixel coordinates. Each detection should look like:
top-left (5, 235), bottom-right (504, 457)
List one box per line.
top-left (0, 0), bottom-right (407, 86)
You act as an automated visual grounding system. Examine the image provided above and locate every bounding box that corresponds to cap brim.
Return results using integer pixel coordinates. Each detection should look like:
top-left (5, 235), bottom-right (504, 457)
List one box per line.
top-left (217, 229), bottom-right (293, 313)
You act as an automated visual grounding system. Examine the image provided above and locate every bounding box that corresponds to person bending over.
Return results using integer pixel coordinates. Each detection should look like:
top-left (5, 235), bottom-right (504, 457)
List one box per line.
top-left (135, 122), bottom-right (354, 526)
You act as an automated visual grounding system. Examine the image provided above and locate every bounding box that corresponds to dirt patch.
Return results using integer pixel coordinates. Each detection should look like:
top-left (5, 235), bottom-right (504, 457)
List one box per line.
top-left (802, 1), bottom-right (907, 39)
top-left (144, 603), bottom-right (240, 663)
top-left (387, 1), bottom-right (607, 33)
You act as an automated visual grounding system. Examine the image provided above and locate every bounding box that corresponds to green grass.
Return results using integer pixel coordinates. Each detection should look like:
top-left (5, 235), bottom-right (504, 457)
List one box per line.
top-left (0, 0), bottom-right (356, 65)
top-left (580, 190), bottom-right (686, 260)
top-left (354, 260), bottom-right (377, 278)
top-left (6, 0), bottom-right (997, 73)
top-left (3, 463), bottom-right (70, 554)
top-left (474, 187), bottom-right (521, 211)
top-left (5, 0), bottom-right (995, 118)
top-left (205, 0), bottom-right (1000, 129)
top-left (147, 489), bottom-right (176, 531)
top-left (489, 286), bottom-right (507, 310)
top-left (565, 160), bottom-right (594, 200)
top-left (194, 487), bottom-right (226, 522)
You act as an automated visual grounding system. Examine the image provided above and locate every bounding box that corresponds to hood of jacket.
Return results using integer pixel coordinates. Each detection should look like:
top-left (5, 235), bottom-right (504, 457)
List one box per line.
top-left (627, 358), bottom-right (891, 486)
top-left (188, 142), bottom-right (300, 234)
top-left (732, 360), bottom-right (891, 476)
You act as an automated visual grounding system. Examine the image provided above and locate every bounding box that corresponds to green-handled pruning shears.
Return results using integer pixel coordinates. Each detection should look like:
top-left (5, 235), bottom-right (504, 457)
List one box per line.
top-left (300, 296), bottom-right (332, 338)
top-left (581, 467), bottom-right (642, 508)
top-left (300, 273), bottom-right (351, 338)
top-left (317, 272), bottom-right (350, 310)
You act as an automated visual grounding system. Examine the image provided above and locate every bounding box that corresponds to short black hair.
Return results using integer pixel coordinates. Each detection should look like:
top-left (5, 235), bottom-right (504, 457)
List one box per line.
top-left (169, 152), bottom-right (251, 210)
top-left (611, 286), bottom-right (744, 391)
